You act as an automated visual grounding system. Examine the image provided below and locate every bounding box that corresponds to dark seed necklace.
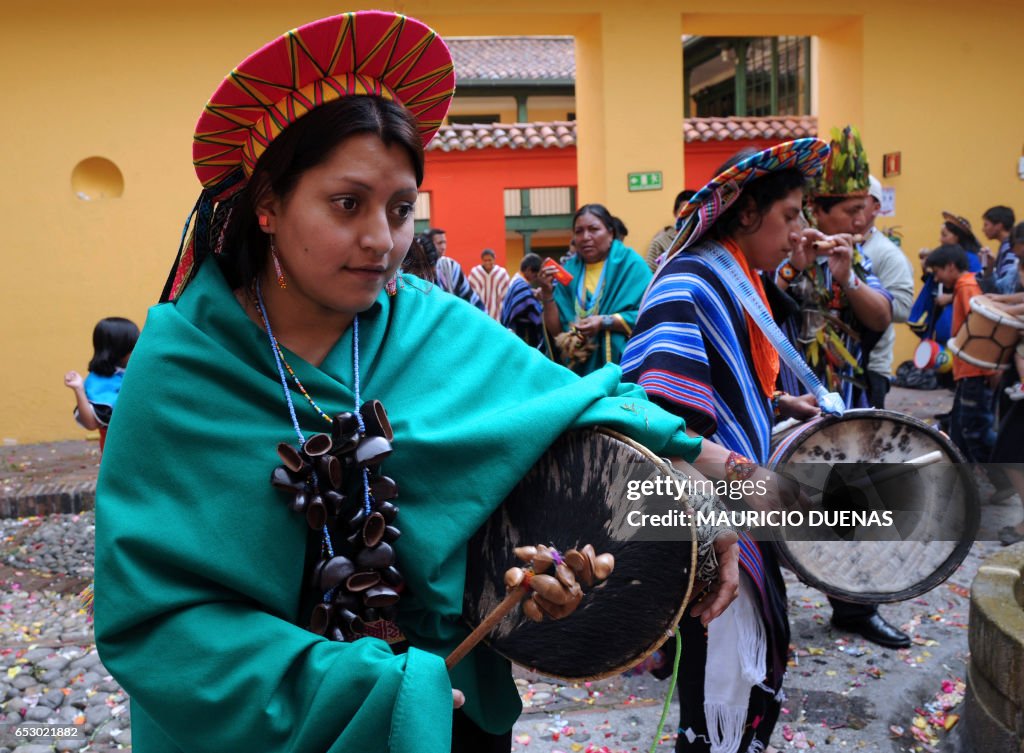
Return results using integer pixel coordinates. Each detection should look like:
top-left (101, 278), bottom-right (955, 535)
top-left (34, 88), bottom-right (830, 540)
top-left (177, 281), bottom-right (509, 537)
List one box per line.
top-left (255, 279), bottom-right (405, 643)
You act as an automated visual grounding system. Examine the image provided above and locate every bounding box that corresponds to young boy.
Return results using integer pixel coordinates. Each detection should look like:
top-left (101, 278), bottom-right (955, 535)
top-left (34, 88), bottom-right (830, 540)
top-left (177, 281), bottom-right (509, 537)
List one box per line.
top-left (926, 245), bottom-right (997, 460)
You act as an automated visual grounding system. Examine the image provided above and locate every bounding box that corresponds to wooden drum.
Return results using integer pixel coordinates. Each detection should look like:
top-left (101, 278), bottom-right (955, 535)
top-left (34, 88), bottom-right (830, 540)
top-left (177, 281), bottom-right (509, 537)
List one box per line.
top-left (947, 294), bottom-right (1024, 371)
top-left (463, 429), bottom-right (697, 680)
top-left (768, 409), bottom-right (978, 603)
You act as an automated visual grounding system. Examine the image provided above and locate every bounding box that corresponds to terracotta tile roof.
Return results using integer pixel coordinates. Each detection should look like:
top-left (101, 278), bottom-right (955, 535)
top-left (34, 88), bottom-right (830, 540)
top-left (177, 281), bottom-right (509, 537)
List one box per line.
top-left (683, 116), bottom-right (818, 142)
top-left (428, 122), bottom-right (577, 152)
top-left (428, 117), bottom-right (817, 151)
top-left (447, 37), bottom-right (575, 82)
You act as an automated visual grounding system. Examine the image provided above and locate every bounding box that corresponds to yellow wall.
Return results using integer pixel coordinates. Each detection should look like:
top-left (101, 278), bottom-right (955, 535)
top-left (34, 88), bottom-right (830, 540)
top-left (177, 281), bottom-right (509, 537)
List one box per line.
top-left (4, 0), bottom-right (1024, 441)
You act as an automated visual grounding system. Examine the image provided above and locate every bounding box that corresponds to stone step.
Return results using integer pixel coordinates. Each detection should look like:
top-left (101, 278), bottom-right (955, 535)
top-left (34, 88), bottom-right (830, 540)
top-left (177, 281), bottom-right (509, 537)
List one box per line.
top-left (0, 481), bottom-right (95, 519)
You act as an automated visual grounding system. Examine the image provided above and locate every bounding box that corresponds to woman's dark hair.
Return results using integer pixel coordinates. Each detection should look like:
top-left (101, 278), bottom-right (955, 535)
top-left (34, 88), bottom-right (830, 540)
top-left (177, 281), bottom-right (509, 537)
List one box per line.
top-left (611, 216), bottom-right (628, 240)
top-left (401, 233), bottom-right (439, 281)
top-left (944, 222), bottom-right (981, 252)
top-left (703, 149), bottom-right (807, 241)
top-left (218, 95), bottom-right (425, 290)
top-left (573, 204), bottom-right (626, 238)
top-left (88, 317), bottom-right (140, 377)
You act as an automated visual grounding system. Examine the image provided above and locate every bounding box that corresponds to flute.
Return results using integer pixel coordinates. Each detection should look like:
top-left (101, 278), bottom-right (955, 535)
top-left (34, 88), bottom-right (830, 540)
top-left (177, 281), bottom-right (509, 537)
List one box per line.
top-left (812, 234), bottom-right (865, 255)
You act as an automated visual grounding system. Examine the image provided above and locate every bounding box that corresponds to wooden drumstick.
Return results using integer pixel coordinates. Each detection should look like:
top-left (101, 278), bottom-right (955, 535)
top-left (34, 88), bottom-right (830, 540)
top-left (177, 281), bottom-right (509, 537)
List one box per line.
top-left (445, 581), bottom-right (529, 671)
top-left (906, 450), bottom-right (943, 467)
top-left (805, 450), bottom-right (948, 507)
top-left (446, 545), bottom-right (614, 671)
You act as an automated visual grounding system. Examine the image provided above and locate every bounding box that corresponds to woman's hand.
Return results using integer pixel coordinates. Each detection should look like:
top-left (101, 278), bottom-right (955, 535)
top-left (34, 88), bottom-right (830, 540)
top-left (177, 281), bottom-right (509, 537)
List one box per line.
top-left (537, 267), bottom-right (555, 298)
top-left (689, 530), bottom-right (740, 626)
top-left (453, 689), bottom-right (465, 709)
top-left (573, 316), bottom-right (604, 338)
top-left (64, 371), bottom-right (84, 390)
top-left (778, 393), bottom-right (819, 420)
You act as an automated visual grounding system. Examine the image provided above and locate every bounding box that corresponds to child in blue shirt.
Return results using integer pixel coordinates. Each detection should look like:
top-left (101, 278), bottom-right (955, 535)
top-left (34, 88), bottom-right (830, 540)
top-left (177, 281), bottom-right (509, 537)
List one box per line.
top-left (64, 317), bottom-right (139, 452)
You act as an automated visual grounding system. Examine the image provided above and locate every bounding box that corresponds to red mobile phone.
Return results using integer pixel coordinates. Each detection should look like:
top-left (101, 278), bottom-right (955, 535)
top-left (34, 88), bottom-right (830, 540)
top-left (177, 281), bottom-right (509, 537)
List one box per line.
top-left (542, 257), bottom-right (573, 286)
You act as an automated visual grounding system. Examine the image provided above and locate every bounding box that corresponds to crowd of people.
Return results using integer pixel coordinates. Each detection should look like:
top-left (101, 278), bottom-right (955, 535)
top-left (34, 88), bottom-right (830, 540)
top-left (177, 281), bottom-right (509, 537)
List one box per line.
top-left (56, 10), bottom-right (1023, 753)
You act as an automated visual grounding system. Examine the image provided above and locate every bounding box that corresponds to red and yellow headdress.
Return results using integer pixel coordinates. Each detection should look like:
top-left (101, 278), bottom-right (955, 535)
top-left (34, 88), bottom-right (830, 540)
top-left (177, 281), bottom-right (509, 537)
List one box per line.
top-left (162, 11), bottom-right (456, 301)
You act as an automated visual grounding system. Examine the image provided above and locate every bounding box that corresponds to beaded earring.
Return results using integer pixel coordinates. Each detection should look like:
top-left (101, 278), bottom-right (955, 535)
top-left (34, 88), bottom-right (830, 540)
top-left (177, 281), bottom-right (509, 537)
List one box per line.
top-left (270, 236), bottom-right (287, 289)
top-left (385, 272), bottom-right (402, 296)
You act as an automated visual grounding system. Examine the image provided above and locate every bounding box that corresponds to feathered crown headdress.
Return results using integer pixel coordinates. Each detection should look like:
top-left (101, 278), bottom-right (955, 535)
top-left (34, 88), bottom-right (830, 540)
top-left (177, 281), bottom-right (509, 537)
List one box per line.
top-left (811, 125), bottom-right (870, 198)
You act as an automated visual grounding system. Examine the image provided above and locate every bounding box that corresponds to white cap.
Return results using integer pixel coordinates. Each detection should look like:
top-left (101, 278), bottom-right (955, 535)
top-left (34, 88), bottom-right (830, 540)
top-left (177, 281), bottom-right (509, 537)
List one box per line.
top-left (868, 175), bottom-right (883, 203)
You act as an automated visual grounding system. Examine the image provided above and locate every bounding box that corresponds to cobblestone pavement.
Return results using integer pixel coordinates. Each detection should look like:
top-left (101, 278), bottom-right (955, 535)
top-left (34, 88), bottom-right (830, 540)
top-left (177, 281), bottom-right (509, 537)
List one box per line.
top-left (0, 512), bottom-right (126, 752)
top-left (0, 386), bottom-right (1015, 752)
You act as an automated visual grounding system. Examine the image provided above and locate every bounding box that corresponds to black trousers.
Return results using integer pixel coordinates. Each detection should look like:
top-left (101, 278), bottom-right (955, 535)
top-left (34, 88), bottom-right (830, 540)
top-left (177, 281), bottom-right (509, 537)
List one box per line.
top-left (864, 370), bottom-right (891, 409)
top-left (829, 596), bottom-right (878, 621)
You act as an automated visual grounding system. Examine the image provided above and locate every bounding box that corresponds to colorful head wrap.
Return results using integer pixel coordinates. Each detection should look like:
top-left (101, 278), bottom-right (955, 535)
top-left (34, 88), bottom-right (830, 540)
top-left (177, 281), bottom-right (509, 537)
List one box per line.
top-left (162, 11), bottom-right (455, 301)
top-left (811, 125), bottom-right (870, 198)
top-left (664, 138), bottom-right (830, 261)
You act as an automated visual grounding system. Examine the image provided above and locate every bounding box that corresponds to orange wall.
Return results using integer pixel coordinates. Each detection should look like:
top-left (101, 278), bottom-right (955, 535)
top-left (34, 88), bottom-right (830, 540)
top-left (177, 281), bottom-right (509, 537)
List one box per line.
top-left (421, 147), bottom-right (577, 269)
top-left (683, 138), bottom-right (792, 190)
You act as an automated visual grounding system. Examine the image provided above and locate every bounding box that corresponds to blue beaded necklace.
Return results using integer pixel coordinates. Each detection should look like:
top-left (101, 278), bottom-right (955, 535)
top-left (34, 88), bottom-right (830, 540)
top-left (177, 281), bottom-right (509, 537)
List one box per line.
top-left (254, 280), bottom-right (375, 549)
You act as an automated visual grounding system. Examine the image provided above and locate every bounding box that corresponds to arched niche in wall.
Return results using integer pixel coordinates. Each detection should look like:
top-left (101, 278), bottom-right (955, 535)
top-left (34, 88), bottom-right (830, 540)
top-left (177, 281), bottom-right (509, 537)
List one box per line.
top-left (72, 157), bottom-right (124, 200)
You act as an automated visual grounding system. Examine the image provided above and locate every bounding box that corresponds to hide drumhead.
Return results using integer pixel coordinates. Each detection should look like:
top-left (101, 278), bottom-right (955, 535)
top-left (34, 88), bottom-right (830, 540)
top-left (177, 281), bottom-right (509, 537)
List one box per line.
top-left (769, 409), bottom-right (978, 603)
top-left (463, 429), bottom-right (697, 680)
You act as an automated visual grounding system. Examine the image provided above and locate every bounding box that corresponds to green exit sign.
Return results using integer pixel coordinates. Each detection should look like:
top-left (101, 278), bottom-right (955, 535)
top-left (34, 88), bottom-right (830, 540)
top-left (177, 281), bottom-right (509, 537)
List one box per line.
top-left (627, 171), bottom-right (663, 192)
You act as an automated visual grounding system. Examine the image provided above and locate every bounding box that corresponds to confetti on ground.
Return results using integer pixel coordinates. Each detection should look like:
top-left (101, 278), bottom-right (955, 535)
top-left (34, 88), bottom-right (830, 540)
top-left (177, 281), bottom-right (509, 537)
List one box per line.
top-left (946, 583), bottom-right (970, 599)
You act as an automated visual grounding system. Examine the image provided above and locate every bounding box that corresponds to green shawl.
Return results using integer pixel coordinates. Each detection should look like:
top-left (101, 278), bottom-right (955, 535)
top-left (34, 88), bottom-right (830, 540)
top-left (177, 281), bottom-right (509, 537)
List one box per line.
top-left (94, 261), bottom-right (700, 753)
top-left (552, 239), bottom-right (653, 375)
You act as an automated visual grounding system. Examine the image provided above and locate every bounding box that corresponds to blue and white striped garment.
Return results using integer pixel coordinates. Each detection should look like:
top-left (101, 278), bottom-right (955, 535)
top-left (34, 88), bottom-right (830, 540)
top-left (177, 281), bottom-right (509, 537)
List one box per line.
top-left (500, 273), bottom-right (545, 350)
top-left (621, 242), bottom-right (792, 710)
top-left (434, 256), bottom-right (485, 310)
top-left (993, 239), bottom-right (1021, 295)
top-left (621, 247), bottom-right (774, 464)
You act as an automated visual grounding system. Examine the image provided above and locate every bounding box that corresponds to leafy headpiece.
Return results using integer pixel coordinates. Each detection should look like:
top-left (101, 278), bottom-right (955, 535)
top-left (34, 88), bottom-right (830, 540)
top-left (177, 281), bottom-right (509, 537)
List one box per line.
top-left (812, 125), bottom-right (870, 198)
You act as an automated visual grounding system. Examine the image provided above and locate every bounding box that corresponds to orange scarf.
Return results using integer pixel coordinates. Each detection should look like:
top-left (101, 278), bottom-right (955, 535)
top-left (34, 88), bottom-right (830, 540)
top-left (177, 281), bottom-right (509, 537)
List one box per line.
top-left (722, 238), bottom-right (779, 398)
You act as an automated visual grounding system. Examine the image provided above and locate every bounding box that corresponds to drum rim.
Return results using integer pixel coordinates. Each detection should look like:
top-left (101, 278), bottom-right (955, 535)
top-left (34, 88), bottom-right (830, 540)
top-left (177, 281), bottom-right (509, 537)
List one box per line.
top-left (768, 409), bottom-right (980, 604)
top-left (581, 428), bottom-right (700, 678)
top-left (947, 338), bottom-right (1010, 371)
top-left (970, 294), bottom-right (1024, 328)
top-left (469, 428), bottom-right (700, 681)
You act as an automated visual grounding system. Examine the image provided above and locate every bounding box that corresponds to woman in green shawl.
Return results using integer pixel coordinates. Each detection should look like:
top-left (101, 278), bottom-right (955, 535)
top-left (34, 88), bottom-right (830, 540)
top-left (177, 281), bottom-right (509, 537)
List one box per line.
top-left (542, 204), bottom-right (653, 374)
top-left (92, 11), bottom-right (803, 753)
